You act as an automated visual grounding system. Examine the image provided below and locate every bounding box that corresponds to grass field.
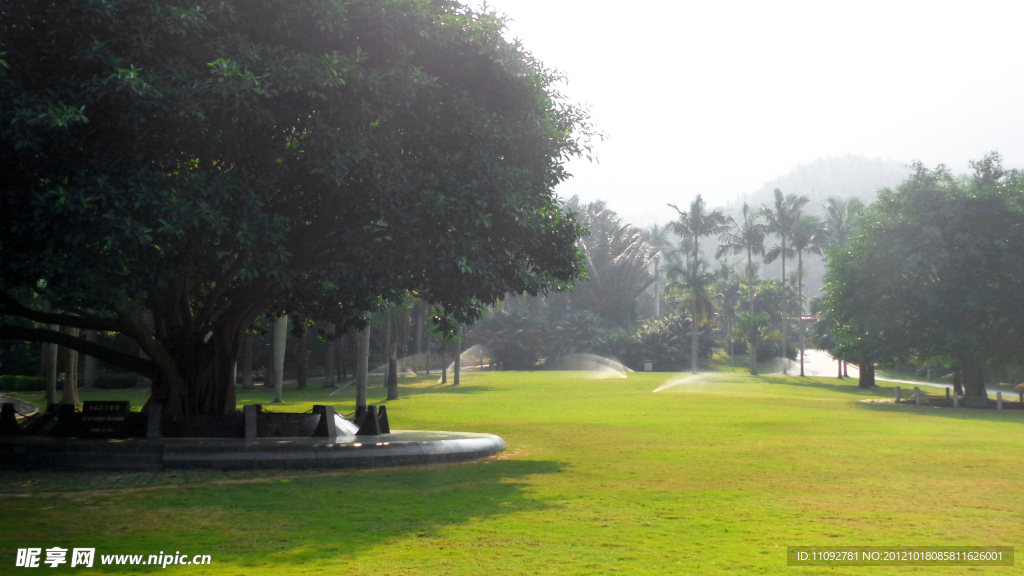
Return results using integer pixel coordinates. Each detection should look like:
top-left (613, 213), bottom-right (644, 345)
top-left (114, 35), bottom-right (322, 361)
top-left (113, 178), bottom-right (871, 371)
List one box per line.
top-left (2, 370), bottom-right (1023, 574)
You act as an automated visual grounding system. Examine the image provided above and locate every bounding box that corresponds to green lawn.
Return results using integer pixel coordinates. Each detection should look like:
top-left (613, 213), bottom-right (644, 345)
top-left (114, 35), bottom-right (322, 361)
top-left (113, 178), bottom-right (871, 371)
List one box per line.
top-left (2, 371), bottom-right (1023, 574)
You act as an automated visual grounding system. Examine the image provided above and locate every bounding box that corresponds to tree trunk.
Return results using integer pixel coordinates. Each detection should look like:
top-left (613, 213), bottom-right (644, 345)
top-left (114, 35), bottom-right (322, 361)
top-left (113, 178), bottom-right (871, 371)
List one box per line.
top-left (145, 322), bottom-right (239, 416)
top-left (272, 315), bottom-right (287, 403)
top-left (60, 327), bottom-right (80, 405)
top-left (355, 327), bottom-right (369, 413)
top-left (797, 251), bottom-right (805, 377)
top-left (781, 244), bottom-right (788, 376)
top-left (324, 323), bottom-right (336, 388)
top-left (338, 333), bottom-right (348, 381)
top-left (748, 250), bottom-right (757, 376)
top-left (135, 313), bottom-right (155, 389)
top-left (382, 312), bottom-right (392, 386)
top-left (135, 344), bottom-right (149, 389)
top-left (858, 358), bottom-right (875, 388)
top-left (837, 357), bottom-right (843, 379)
top-left (44, 339), bottom-right (58, 407)
top-left (387, 311), bottom-right (399, 400)
top-left (953, 366), bottom-right (963, 397)
top-left (414, 302), bottom-right (424, 355)
top-left (691, 315), bottom-right (699, 374)
top-left (336, 332), bottom-right (346, 382)
top-left (843, 361), bottom-right (849, 378)
top-left (240, 332), bottom-right (254, 389)
top-left (453, 327), bottom-right (461, 386)
top-left (296, 321), bottom-right (308, 390)
top-left (424, 333), bottom-right (431, 375)
top-left (440, 339), bottom-right (448, 384)
top-left (654, 256), bottom-right (661, 318)
top-left (957, 354), bottom-right (987, 400)
top-left (82, 330), bottom-right (97, 389)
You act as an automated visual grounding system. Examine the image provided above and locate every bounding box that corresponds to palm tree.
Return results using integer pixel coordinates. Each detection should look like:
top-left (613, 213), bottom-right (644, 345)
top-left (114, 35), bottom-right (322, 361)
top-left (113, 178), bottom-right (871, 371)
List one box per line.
top-left (790, 214), bottom-right (826, 376)
top-left (733, 311), bottom-right (780, 370)
top-left (668, 195), bottom-right (728, 373)
top-left (714, 260), bottom-right (742, 362)
top-left (822, 197), bottom-right (864, 248)
top-left (568, 198), bottom-right (658, 327)
top-left (761, 189), bottom-right (809, 375)
top-left (716, 203), bottom-right (766, 374)
top-left (666, 258), bottom-right (716, 372)
top-left (821, 197), bottom-right (862, 376)
top-left (642, 223), bottom-right (677, 318)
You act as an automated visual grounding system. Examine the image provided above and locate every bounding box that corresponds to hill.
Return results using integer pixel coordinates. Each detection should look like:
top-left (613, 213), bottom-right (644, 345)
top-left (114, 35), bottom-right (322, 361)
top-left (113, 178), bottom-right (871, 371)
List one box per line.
top-left (730, 154), bottom-right (911, 213)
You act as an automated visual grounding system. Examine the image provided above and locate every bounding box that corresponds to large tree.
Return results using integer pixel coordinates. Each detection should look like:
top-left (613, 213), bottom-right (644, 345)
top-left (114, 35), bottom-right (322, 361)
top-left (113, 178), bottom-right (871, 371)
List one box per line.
top-left (824, 154), bottom-right (1024, 400)
top-left (0, 0), bottom-right (591, 414)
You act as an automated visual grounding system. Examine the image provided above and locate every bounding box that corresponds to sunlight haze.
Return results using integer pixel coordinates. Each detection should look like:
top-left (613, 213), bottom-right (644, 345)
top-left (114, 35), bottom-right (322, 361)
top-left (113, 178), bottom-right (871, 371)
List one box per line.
top-left (477, 0), bottom-right (1024, 225)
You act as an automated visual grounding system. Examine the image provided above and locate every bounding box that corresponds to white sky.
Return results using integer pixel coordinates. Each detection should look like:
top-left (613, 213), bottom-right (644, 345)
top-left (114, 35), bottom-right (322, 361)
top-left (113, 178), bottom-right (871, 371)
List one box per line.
top-left (476, 0), bottom-right (1024, 226)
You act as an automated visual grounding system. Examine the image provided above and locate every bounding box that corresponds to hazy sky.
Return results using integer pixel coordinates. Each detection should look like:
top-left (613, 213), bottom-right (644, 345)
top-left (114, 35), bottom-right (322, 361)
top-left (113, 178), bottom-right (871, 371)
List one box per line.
top-left (476, 0), bottom-right (1024, 226)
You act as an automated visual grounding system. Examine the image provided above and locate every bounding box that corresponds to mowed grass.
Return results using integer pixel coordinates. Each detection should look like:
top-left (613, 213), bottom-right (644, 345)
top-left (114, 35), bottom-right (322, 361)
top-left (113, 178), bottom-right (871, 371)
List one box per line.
top-left (3, 371), bottom-right (1024, 575)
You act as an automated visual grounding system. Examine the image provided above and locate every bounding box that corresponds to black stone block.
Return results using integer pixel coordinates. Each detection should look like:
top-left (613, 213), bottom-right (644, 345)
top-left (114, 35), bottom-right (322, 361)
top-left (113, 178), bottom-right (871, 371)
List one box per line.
top-left (312, 405), bottom-right (337, 437)
top-left (356, 405), bottom-right (381, 436)
top-left (52, 404), bottom-right (78, 438)
top-left (377, 405), bottom-right (390, 434)
top-left (0, 403), bottom-right (20, 436)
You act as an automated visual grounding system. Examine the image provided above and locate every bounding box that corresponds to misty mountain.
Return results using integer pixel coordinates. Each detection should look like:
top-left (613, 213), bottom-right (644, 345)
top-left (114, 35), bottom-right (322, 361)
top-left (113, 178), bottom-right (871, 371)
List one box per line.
top-left (729, 154), bottom-right (911, 213)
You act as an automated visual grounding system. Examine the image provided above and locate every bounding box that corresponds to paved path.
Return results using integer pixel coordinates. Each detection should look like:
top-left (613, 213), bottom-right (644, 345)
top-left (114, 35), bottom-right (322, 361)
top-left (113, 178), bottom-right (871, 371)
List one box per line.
top-left (797, 349), bottom-right (1018, 399)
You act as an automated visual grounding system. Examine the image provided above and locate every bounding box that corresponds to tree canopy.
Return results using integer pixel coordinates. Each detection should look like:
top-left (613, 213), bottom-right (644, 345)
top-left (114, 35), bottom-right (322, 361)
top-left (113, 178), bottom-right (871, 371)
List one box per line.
top-left (823, 154), bottom-right (1024, 398)
top-left (0, 0), bottom-right (594, 414)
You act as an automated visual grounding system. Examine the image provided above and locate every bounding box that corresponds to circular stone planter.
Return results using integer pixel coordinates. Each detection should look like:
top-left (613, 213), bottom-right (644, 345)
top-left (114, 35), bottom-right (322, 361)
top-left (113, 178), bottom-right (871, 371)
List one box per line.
top-left (0, 431), bottom-right (506, 471)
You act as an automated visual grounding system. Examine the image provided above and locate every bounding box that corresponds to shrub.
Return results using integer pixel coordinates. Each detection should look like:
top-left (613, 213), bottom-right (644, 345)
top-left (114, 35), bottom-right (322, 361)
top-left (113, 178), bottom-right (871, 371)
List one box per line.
top-left (0, 375), bottom-right (46, 392)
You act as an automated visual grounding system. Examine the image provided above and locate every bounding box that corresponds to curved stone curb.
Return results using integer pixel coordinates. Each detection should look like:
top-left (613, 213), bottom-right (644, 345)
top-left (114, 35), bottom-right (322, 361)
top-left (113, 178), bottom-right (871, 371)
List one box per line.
top-left (0, 430), bottom-right (506, 471)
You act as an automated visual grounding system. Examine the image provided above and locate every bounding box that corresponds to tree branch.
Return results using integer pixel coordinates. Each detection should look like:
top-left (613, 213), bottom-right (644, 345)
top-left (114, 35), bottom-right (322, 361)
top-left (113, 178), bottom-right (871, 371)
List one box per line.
top-left (196, 252), bottom-right (250, 329)
top-left (0, 290), bottom-right (122, 332)
top-left (0, 325), bottom-right (155, 377)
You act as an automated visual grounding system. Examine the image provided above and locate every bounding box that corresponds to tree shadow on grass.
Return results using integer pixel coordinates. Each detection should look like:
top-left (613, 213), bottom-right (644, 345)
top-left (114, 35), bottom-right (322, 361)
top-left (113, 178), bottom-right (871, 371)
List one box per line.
top-left (751, 374), bottom-right (897, 398)
top-left (1, 458), bottom-right (566, 568)
top-left (855, 400), bottom-right (1024, 422)
top-left (399, 383), bottom-right (497, 396)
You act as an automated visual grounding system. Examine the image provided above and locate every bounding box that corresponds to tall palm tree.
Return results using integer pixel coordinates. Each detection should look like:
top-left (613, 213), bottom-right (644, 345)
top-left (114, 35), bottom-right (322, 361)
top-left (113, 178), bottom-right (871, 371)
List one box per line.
top-left (714, 260), bottom-right (742, 362)
top-left (790, 214), bottom-right (826, 376)
top-left (822, 197), bottom-right (864, 248)
top-left (668, 195), bottom-right (728, 373)
top-left (761, 188), bottom-right (809, 375)
top-left (642, 223), bottom-right (677, 318)
top-left (820, 197), bottom-right (862, 377)
top-left (665, 258), bottom-right (717, 372)
top-left (716, 203), bottom-right (766, 374)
